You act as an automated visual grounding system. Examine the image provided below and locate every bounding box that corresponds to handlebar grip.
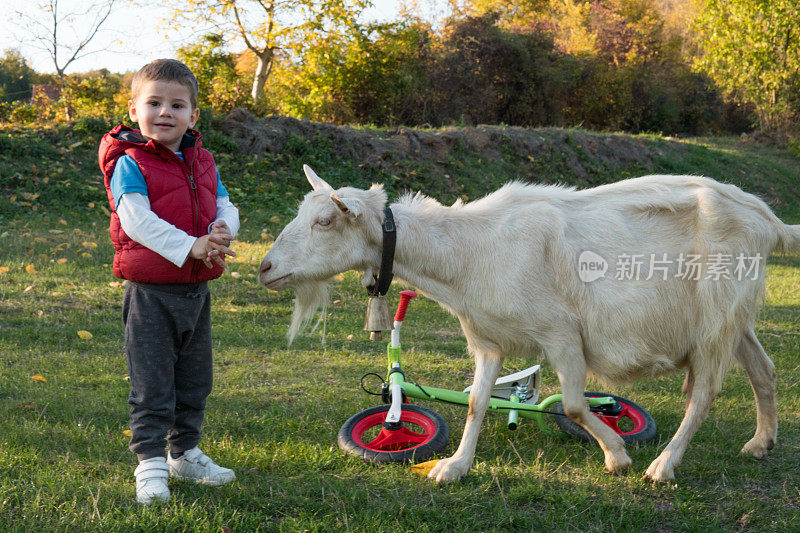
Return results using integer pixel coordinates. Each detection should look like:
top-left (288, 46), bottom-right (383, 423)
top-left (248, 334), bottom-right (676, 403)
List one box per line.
top-left (394, 290), bottom-right (418, 322)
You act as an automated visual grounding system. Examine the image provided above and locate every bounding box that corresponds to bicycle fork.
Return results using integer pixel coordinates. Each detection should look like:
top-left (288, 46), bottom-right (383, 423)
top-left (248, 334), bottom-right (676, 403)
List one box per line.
top-left (384, 291), bottom-right (416, 427)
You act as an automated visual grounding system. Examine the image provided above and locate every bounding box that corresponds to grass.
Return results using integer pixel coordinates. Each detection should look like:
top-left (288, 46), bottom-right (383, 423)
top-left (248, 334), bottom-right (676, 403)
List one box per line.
top-left (1, 121), bottom-right (799, 531)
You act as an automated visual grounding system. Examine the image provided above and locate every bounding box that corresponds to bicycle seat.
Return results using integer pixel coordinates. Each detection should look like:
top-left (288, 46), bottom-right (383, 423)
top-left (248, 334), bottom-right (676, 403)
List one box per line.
top-left (463, 365), bottom-right (541, 404)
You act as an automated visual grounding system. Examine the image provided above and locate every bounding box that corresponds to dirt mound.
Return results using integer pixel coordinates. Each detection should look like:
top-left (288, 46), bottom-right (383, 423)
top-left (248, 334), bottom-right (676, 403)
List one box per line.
top-left (221, 108), bottom-right (684, 178)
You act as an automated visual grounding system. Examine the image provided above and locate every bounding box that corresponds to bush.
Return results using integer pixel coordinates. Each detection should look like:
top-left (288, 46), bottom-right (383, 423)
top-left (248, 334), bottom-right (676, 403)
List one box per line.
top-left (9, 103), bottom-right (39, 123)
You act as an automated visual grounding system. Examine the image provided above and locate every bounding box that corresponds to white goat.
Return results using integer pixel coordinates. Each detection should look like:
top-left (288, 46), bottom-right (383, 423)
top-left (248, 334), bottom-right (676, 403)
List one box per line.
top-left (259, 165), bottom-right (800, 483)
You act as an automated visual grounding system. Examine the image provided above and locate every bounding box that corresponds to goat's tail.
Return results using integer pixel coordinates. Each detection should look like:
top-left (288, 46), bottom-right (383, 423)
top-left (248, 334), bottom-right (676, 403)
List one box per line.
top-left (778, 224), bottom-right (800, 253)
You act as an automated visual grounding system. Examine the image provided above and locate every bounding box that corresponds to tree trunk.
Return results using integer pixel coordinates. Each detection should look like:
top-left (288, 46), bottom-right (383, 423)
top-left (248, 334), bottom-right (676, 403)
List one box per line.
top-left (251, 49), bottom-right (274, 103)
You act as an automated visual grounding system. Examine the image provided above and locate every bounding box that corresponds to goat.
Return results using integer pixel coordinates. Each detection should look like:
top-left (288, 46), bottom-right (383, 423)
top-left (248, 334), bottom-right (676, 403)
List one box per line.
top-left (259, 165), bottom-right (800, 482)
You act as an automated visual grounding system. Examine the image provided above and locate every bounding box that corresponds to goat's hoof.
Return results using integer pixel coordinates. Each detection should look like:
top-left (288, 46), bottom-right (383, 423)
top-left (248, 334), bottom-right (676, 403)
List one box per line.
top-left (604, 453), bottom-right (632, 475)
top-left (427, 457), bottom-right (469, 483)
top-left (741, 436), bottom-right (776, 459)
top-left (644, 458), bottom-right (675, 483)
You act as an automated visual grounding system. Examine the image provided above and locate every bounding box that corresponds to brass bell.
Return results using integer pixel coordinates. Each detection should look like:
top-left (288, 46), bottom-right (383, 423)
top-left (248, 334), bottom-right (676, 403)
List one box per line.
top-left (364, 295), bottom-right (393, 341)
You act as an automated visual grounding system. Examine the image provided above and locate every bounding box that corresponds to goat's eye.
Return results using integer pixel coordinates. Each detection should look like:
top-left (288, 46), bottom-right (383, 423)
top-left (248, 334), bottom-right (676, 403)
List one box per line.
top-left (315, 217), bottom-right (331, 227)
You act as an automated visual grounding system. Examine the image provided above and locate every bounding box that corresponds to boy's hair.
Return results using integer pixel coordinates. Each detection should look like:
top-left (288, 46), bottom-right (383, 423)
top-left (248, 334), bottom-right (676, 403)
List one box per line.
top-left (131, 59), bottom-right (199, 108)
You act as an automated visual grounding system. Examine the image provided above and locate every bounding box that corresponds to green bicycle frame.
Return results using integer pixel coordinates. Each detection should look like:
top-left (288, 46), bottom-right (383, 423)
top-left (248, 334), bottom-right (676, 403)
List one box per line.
top-left (386, 344), bottom-right (614, 435)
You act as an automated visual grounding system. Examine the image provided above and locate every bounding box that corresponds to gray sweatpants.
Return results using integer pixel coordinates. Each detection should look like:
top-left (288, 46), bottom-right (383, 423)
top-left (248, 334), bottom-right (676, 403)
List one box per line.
top-left (122, 281), bottom-right (213, 461)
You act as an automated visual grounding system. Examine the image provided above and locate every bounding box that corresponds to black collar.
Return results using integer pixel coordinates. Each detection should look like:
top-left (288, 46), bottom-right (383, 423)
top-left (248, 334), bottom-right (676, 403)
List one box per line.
top-left (367, 206), bottom-right (396, 296)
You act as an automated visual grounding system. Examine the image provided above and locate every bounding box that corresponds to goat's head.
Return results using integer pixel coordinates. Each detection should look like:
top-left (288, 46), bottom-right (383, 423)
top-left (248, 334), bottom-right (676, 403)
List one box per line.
top-left (259, 165), bottom-right (387, 342)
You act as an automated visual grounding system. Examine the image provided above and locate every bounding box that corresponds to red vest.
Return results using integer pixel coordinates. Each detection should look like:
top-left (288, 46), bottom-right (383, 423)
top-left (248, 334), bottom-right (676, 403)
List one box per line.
top-left (98, 125), bottom-right (224, 283)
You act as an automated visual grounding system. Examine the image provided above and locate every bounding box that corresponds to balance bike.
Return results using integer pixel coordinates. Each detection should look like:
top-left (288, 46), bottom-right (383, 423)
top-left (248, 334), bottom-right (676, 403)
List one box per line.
top-left (338, 291), bottom-right (657, 464)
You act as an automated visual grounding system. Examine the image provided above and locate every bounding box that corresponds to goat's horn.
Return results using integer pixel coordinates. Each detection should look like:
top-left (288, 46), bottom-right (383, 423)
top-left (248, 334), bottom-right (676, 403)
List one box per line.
top-left (303, 165), bottom-right (333, 191)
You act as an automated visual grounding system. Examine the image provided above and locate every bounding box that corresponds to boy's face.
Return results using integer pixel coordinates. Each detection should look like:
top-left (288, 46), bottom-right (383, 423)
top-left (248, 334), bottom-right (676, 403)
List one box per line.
top-left (128, 80), bottom-right (199, 152)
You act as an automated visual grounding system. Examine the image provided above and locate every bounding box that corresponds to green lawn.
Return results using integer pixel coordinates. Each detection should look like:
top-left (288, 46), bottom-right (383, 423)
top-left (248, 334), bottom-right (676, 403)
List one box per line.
top-left (1, 123), bottom-right (799, 531)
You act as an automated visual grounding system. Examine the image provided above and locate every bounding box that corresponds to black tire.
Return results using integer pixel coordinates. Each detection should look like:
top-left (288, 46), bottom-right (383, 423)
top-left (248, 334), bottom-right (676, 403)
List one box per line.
top-left (338, 403), bottom-right (450, 463)
top-left (553, 391), bottom-right (657, 444)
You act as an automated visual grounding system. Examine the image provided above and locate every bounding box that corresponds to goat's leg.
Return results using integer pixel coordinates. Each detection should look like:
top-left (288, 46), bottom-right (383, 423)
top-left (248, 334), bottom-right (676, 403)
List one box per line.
top-left (736, 328), bottom-right (777, 458)
top-left (645, 363), bottom-right (722, 482)
top-left (682, 369), bottom-right (694, 410)
top-left (550, 342), bottom-right (631, 474)
top-left (428, 350), bottom-right (502, 483)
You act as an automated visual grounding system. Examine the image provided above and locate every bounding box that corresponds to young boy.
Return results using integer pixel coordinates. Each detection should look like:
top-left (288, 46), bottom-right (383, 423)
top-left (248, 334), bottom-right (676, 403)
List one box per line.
top-left (98, 59), bottom-right (239, 504)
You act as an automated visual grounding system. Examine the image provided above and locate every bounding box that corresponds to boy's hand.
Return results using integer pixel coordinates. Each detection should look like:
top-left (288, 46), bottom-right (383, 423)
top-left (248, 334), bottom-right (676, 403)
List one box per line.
top-left (210, 220), bottom-right (232, 245)
top-left (190, 233), bottom-right (236, 268)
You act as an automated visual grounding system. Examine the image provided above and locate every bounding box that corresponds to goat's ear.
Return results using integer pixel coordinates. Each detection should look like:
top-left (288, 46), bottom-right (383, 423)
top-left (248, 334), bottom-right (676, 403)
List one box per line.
top-left (331, 193), bottom-right (362, 219)
top-left (303, 164), bottom-right (332, 191)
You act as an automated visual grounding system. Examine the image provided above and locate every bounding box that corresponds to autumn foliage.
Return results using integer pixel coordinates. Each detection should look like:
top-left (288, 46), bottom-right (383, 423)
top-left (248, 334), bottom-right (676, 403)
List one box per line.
top-left (2, 0), bottom-right (798, 137)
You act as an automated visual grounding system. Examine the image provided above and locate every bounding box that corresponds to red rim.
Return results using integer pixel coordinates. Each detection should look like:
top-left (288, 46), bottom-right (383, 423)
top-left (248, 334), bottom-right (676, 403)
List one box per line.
top-left (351, 410), bottom-right (438, 453)
top-left (593, 400), bottom-right (647, 435)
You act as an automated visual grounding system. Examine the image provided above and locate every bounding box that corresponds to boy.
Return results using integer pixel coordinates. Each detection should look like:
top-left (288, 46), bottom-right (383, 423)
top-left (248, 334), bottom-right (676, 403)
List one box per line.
top-left (98, 59), bottom-right (239, 504)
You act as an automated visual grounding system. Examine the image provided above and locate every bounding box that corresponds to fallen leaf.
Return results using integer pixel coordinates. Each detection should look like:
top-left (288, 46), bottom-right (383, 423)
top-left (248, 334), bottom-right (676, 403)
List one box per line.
top-left (108, 281), bottom-right (123, 288)
top-left (51, 291), bottom-right (64, 296)
top-left (57, 258), bottom-right (68, 264)
top-left (31, 375), bottom-right (47, 383)
top-left (48, 229), bottom-right (64, 234)
top-left (87, 202), bottom-right (95, 208)
top-left (16, 402), bottom-right (38, 410)
top-left (346, 334), bottom-right (354, 340)
top-left (23, 285), bottom-right (35, 293)
top-left (81, 252), bottom-right (92, 258)
top-left (25, 264), bottom-right (36, 274)
top-left (81, 241), bottom-right (98, 248)
top-left (59, 219), bottom-right (67, 225)
top-left (410, 459), bottom-right (440, 476)
top-left (77, 330), bottom-right (93, 340)
top-left (123, 429), bottom-right (132, 437)
top-left (738, 511), bottom-right (752, 528)
top-left (222, 526), bottom-right (233, 533)
top-left (335, 275), bottom-right (345, 282)
top-left (226, 307), bottom-right (238, 312)
top-left (0, 267), bottom-right (10, 274)
top-left (230, 271), bottom-right (241, 278)
top-left (34, 237), bottom-right (47, 243)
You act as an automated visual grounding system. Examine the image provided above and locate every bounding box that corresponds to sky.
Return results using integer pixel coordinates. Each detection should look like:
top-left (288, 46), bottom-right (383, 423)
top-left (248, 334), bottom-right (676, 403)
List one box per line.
top-left (0, 0), bottom-right (426, 75)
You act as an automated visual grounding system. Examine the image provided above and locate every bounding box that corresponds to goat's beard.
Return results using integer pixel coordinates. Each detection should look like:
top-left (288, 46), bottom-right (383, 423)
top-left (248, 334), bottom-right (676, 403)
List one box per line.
top-left (287, 280), bottom-right (329, 346)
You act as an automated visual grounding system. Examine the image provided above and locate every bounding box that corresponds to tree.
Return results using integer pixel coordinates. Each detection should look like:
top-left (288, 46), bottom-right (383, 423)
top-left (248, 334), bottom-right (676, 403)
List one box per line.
top-left (0, 50), bottom-right (38, 103)
top-left (694, 0), bottom-right (800, 134)
top-left (12, 0), bottom-right (121, 120)
top-left (13, 0), bottom-right (120, 78)
top-left (269, 21), bottom-right (432, 124)
top-left (168, 0), bottom-right (372, 103)
top-left (177, 34), bottom-right (250, 112)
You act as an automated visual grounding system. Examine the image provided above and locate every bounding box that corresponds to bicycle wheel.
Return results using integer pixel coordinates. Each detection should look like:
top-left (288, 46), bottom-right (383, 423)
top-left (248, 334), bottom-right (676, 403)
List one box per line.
top-left (338, 404), bottom-right (450, 463)
top-left (553, 391), bottom-right (657, 444)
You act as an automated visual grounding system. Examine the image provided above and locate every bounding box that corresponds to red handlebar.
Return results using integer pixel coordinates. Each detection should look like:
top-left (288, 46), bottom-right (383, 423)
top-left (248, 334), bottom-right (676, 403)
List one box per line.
top-left (394, 290), bottom-right (418, 322)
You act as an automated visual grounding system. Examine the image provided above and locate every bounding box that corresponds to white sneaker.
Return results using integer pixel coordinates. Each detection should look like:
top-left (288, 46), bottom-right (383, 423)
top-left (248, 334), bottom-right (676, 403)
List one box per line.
top-left (167, 447), bottom-right (235, 486)
top-left (134, 457), bottom-right (170, 504)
